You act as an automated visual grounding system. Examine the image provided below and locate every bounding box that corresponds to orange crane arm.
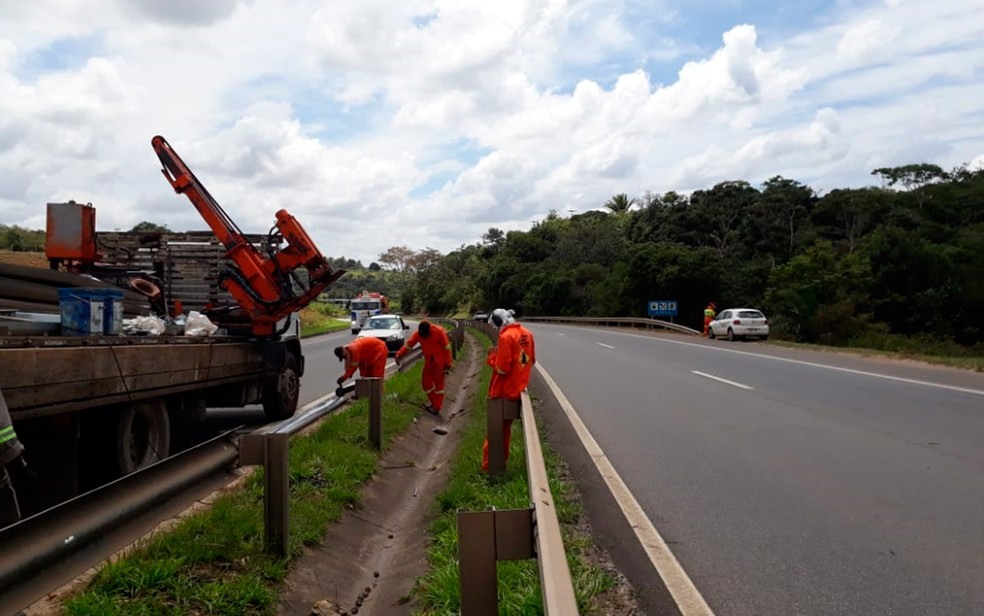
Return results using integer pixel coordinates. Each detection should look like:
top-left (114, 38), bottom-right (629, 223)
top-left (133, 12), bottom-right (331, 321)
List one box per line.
top-left (152, 135), bottom-right (344, 335)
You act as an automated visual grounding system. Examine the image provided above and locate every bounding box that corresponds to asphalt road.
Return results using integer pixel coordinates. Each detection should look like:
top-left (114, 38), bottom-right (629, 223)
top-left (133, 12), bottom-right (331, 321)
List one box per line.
top-left (526, 323), bottom-right (984, 616)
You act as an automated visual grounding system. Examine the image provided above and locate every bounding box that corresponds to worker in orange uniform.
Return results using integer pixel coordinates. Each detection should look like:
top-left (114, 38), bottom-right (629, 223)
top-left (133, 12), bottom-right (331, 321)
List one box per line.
top-left (703, 302), bottom-right (716, 337)
top-left (482, 308), bottom-right (535, 472)
top-left (395, 320), bottom-right (453, 416)
top-left (334, 337), bottom-right (388, 385)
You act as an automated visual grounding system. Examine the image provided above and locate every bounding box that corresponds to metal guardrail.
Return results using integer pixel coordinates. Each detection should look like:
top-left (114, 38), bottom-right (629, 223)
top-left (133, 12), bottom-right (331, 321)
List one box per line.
top-left (242, 318), bottom-right (465, 558)
top-left (457, 394), bottom-right (578, 615)
top-left (523, 315), bottom-right (701, 336)
top-left (0, 430), bottom-right (242, 615)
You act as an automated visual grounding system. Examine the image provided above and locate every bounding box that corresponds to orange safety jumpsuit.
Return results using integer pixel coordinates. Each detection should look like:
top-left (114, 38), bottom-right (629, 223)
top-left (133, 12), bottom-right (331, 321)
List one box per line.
top-left (482, 322), bottom-right (536, 472)
top-left (341, 337), bottom-right (388, 381)
top-left (703, 304), bottom-right (716, 336)
top-left (396, 324), bottom-right (453, 412)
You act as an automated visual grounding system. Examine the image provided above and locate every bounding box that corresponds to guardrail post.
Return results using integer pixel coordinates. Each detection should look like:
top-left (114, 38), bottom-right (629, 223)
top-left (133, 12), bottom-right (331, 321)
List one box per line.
top-left (239, 432), bottom-right (290, 557)
top-left (457, 506), bottom-right (535, 616)
top-left (486, 398), bottom-right (521, 476)
top-left (355, 378), bottom-right (383, 450)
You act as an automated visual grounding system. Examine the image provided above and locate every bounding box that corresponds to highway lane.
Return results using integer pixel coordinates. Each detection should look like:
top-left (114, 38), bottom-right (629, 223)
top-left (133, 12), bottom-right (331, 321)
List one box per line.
top-left (299, 329), bottom-right (358, 404)
top-left (528, 323), bottom-right (984, 616)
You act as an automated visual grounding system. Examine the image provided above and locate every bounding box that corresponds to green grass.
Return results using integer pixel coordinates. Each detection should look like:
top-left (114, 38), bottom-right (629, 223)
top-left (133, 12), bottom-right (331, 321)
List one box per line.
top-left (299, 303), bottom-right (350, 337)
top-left (63, 363), bottom-right (428, 615)
top-left (413, 331), bottom-right (613, 615)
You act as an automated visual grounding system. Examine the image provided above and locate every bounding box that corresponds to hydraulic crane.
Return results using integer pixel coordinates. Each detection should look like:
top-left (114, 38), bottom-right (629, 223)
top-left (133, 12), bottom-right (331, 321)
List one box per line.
top-left (152, 135), bottom-right (345, 336)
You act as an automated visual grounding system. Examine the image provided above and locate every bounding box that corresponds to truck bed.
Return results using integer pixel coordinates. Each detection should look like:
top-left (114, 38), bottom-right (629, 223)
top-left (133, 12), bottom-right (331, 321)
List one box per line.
top-left (1, 335), bottom-right (271, 419)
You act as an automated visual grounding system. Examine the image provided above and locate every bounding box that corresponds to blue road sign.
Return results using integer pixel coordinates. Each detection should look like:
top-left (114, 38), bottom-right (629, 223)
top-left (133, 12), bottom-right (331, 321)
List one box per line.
top-left (648, 300), bottom-right (678, 317)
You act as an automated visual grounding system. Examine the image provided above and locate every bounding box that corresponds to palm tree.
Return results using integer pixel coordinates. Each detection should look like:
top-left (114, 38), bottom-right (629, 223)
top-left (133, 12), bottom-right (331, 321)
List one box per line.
top-left (603, 193), bottom-right (636, 215)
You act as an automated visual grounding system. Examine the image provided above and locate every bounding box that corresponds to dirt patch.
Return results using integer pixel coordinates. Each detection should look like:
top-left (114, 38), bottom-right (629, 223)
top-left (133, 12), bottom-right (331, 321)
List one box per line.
top-left (277, 337), bottom-right (484, 615)
top-left (0, 250), bottom-right (47, 268)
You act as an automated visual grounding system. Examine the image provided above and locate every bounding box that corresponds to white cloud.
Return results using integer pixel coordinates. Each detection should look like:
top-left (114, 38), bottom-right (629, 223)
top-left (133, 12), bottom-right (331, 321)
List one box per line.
top-left (1, 0), bottom-right (983, 264)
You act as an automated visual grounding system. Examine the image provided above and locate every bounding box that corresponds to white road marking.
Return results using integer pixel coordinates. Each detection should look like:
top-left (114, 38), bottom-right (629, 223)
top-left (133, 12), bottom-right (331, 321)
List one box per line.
top-left (556, 332), bottom-right (567, 336)
top-left (691, 370), bottom-right (754, 390)
top-left (536, 363), bottom-right (715, 616)
top-left (595, 330), bottom-right (984, 398)
top-left (596, 342), bottom-right (615, 349)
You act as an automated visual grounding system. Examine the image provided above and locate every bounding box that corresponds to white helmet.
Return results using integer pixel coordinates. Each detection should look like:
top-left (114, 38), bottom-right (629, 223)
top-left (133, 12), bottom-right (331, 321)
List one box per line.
top-left (489, 308), bottom-right (515, 328)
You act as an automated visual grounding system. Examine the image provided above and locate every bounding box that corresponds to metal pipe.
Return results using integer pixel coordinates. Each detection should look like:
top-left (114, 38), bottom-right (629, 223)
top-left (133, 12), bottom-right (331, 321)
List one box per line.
top-left (0, 432), bottom-right (239, 613)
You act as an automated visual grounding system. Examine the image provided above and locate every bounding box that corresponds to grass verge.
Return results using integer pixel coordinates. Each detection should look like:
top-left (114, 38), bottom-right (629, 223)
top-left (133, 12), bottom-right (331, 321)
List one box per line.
top-left (62, 362), bottom-right (429, 615)
top-left (299, 304), bottom-right (350, 338)
top-left (413, 331), bottom-right (613, 615)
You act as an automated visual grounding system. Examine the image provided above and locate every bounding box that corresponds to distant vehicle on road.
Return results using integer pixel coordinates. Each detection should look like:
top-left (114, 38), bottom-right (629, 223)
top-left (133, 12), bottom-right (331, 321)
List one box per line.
top-left (708, 308), bottom-right (769, 341)
top-left (473, 311), bottom-right (489, 322)
top-left (357, 314), bottom-right (410, 353)
top-left (350, 291), bottom-right (389, 334)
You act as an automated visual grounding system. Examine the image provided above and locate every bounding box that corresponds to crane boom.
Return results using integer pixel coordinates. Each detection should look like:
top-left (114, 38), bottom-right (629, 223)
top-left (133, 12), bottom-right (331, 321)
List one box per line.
top-left (152, 135), bottom-right (344, 335)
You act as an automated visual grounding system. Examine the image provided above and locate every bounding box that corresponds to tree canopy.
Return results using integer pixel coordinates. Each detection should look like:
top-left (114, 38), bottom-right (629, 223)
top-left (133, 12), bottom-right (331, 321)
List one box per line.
top-left (397, 163), bottom-right (984, 356)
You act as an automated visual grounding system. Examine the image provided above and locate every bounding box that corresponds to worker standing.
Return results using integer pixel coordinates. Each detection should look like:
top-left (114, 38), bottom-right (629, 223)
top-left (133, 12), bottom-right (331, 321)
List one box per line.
top-left (1, 387), bottom-right (33, 527)
top-left (482, 309), bottom-right (535, 473)
top-left (334, 337), bottom-right (388, 385)
top-left (395, 320), bottom-right (452, 416)
top-left (703, 302), bottom-right (716, 337)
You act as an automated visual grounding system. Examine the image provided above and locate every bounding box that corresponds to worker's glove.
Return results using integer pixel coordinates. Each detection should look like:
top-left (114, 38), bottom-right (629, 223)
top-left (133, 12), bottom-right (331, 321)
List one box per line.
top-left (336, 376), bottom-right (346, 386)
top-left (444, 365), bottom-right (451, 376)
top-left (6, 455), bottom-right (38, 485)
top-left (394, 355), bottom-right (402, 367)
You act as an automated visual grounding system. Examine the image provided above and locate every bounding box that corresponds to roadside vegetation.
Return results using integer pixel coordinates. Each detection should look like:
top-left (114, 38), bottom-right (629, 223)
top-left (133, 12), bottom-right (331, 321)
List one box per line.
top-left (62, 363), bottom-right (427, 615)
top-left (413, 330), bottom-right (613, 614)
top-left (388, 164), bottom-right (984, 364)
top-left (299, 302), bottom-right (349, 337)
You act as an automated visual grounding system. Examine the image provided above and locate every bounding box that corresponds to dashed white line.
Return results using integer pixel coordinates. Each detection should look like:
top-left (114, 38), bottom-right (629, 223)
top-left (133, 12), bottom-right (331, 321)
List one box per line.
top-left (595, 330), bottom-right (984, 398)
top-left (536, 363), bottom-right (715, 616)
top-left (596, 342), bottom-right (615, 349)
top-left (691, 370), bottom-right (754, 390)
top-left (556, 332), bottom-right (567, 336)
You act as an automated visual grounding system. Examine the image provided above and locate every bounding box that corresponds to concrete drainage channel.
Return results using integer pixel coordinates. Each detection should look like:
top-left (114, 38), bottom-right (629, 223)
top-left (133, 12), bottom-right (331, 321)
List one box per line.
top-left (278, 327), bottom-right (481, 614)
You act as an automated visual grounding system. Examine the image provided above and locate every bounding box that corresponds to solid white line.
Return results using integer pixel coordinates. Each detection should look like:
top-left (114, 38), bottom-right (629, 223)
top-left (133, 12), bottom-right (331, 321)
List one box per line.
top-left (691, 370), bottom-right (754, 390)
top-left (535, 363), bottom-right (715, 616)
top-left (596, 330), bottom-right (984, 398)
top-left (596, 342), bottom-right (615, 349)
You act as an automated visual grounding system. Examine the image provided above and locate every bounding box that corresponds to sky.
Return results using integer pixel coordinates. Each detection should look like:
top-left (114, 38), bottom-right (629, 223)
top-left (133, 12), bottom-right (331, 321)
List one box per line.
top-left (1, 0), bottom-right (983, 265)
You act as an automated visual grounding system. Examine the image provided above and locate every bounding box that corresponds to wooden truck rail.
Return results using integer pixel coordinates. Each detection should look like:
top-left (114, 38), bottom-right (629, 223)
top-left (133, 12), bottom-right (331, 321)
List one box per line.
top-left (1, 336), bottom-right (272, 420)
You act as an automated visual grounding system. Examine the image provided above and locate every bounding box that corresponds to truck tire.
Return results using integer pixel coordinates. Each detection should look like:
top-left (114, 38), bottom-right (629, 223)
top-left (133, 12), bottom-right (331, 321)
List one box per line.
top-left (262, 352), bottom-right (300, 420)
top-left (117, 400), bottom-right (171, 475)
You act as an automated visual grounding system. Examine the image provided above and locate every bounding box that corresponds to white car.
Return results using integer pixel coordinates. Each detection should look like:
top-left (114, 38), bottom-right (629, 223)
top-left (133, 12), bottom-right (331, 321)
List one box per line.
top-left (357, 314), bottom-right (410, 353)
top-left (708, 308), bottom-right (770, 341)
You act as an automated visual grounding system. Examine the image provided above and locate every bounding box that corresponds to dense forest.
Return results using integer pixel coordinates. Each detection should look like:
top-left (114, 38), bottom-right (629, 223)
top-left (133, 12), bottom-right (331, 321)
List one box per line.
top-left (399, 163), bottom-right (984, 356)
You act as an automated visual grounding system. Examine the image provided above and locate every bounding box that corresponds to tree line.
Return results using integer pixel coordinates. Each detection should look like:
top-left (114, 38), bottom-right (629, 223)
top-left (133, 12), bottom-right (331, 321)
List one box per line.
top-left (393, 163), bottom-right (984, 356)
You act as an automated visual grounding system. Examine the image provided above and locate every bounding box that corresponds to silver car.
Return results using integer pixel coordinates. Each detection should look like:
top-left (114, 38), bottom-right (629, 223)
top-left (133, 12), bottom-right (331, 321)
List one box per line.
top-left (708, 308), bottom-right (769, 341)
